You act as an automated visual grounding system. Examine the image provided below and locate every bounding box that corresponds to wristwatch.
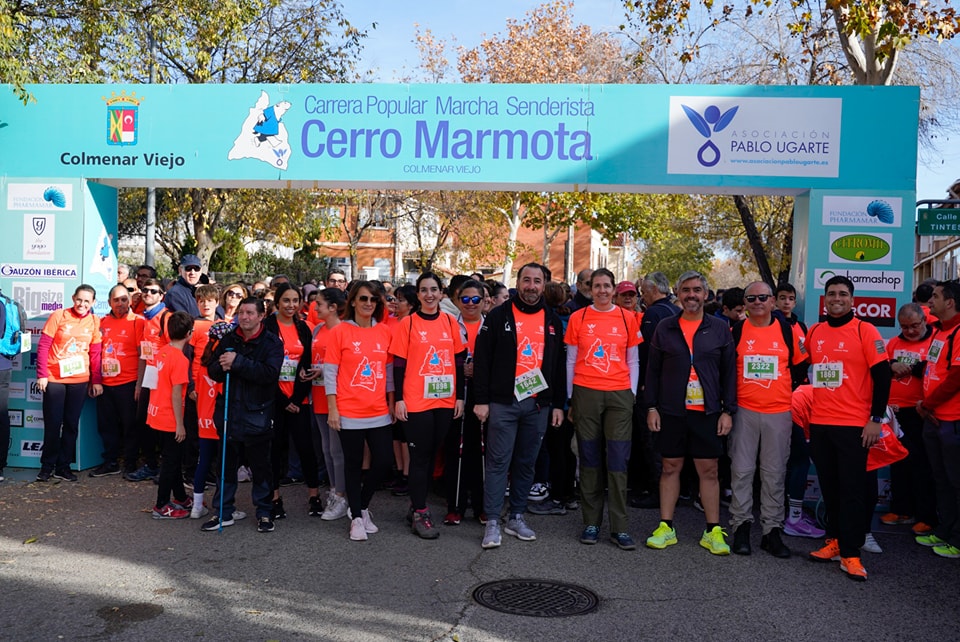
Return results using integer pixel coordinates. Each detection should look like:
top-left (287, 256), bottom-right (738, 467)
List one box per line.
top-left (869, 415), bottom-right (884, 423)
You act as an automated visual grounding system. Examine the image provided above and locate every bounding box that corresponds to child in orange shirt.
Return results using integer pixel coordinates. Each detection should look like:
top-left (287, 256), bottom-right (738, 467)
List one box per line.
top-left (148, 311), bottom-right (194, 519)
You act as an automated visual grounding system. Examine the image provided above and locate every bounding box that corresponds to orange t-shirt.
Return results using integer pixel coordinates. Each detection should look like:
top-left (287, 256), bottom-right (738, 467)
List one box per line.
top-left (791, 384), bottom-right (814, 439)
top-left (310, 323), bottom-right (331, 414)
top-left (389, 312), bottom-right (466, 412)
top-left (807, 319), bottom-right (887, 426)
top-left (735, 319), bottom-right (806, 413)
top-left (99, 311), bottom-right (144, 386)
top-left (146, 344), bottom-right (190, 432)
top-left (515, 309), bottom-right (546, 379)
top-left (887, 334), bottom-right (932, 408)
top-left (41, 308), bottom-right (102, 384)
top-left (462, 317), bottom-right (483, 357)
top-left (678, 316), bottom-right (704, 411)
top-left (565, 306), bottom-right (642, 392)
top-left (189, 319), bottom-right (220, 439)
top-left (277, 320), bottom-right (304, 399)
top-left (922, 324), bottom-right (960, 421)
top-left (326, 322), bottom-right (393, 420)
top-left (140, 308), bottom-right (171, 367)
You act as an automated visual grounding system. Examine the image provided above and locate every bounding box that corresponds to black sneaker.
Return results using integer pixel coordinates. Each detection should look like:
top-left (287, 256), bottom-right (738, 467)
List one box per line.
top-left (257, 516), bottom-right (275, 533)
top-left (89, 462), bottom-right (121, 477)
top-left (271, 498), bottom-right (287, 520)
top-left (53, 469), bottom-right (78, 482)
top-left (201, 515), bottom-right (235, 531)
top-left (309, 496), bottom-right (323, 517)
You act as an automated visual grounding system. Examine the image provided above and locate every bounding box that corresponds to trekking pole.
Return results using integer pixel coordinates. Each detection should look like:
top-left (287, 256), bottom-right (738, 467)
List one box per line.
top-left (454, 379), bottom-right (467, 513)
top-left (219, 348), bottom-right (233, 533)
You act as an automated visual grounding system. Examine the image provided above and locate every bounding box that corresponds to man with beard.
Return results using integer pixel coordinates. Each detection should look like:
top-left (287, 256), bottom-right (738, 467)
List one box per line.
top-left (473, 263), bottom-right (566, 549)
top-left (645, 271), bottom-right (737, 555)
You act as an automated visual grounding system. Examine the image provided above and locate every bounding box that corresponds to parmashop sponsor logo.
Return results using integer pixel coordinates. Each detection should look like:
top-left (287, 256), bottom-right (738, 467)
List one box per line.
top-left (20, 440), bottom-right (43, 457)
top-left (814, 268), bottom-right (904, 292)
top-left (819, 295), bottom-right (897, 327)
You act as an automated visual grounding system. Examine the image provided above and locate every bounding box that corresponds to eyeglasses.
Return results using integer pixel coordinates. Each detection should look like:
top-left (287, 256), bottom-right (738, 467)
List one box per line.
top-left (225, 291), bottom-right (243, 299)
top-left (125, 287), bottom-right (136, 293)
top-left (744, 294), bottom-right (772, 303)
top-left (328, 278), bottom-right (346, 284)
top-left (184, 266), bottom-right (201, 273)
top-left (460, 296), bottom-right (482, 305)
top-left (142, 288), bottom-right (162, 295)
top-left (356, 295), bottom-right (378, 303)
top-left (385, 296), bottom-right (397, 303)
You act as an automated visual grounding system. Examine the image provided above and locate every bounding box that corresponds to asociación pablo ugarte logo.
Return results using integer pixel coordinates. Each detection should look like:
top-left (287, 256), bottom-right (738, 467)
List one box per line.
top-left (681, 103), bottom-right (739, 167)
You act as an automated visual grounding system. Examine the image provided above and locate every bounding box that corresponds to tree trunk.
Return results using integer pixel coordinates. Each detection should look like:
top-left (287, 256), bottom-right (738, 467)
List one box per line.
top-left (500, 194), bottom-right (523, 284)
top-left (778, 205), bottom-right (795, 285)
top-left (732, 195), bottom-right (775, 287)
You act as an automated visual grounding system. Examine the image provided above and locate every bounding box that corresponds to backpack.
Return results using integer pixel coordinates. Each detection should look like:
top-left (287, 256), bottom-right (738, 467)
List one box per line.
top-left (733, 316), bottom-right (795, 365)
top-left (0, 292), bottom-right (27, 358)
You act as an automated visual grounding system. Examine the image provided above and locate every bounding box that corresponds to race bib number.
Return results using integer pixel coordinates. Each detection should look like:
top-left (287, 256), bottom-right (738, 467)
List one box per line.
top-left (311, 362), bottom-right (325, 387)
top-left (140, 341), bottom-right (155, 362)
top-left (743, 355), bottom-right (778, 381)
top-left (685, 368), bottom-right (704, 407)
top-left (142, 364), bottom-right (159, 390)
top-left (279, 357), bottom-right (298, 382)
top-left (424, 374), bottom-right (454, 399)
top-left (101, 357), bottom-right (121, 378)
top-left (812, 362), bottom-right (843, 388)
top-left (893, 349), bottom-right (921, 366)
top-left (59, 355), bottom-right (87, 378)
top-left (928, 339), bottom-right (944, 365)
top-left (514, 367), bottom-right (548, 401)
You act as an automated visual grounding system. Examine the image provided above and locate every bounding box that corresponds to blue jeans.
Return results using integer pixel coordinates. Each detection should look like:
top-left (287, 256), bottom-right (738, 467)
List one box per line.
top-left (483, 397), bottom-right (548, 521)
top-left (923, 418), bottom-right (960, 547)
top-left (213, 434), bottom-right (273, 520)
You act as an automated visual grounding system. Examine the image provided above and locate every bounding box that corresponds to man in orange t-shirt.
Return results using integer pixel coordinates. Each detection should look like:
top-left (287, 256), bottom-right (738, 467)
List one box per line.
top-left (729, 281), bottom-right (807, 559)
top-left (806, 275), bottom-right (891, 581)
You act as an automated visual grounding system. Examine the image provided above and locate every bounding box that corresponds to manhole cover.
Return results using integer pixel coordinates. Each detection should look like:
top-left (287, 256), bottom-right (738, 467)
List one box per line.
top-left (472, 579), bottom-right (599, 617)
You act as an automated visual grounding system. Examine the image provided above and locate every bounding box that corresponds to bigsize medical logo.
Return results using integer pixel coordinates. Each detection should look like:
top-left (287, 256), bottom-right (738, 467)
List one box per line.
top-left (818, 296), bottom-right (896, 327)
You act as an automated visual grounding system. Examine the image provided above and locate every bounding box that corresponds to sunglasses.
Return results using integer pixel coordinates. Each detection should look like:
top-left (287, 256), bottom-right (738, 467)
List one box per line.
top-left (386, 296), bottom-right (397, 303)
top-left (460, 295), bottom-right (482, 305)
top-left (744, 294), bottom-right (772, 303)
top-left (225, 291), bottom-right (243, 299)
top-left (356, 295), bottom-right (379, 303)
top-left (142, 288), bottom-right (162, 295)
top-left (125, 287), bottom-right (136, 293)
top-left (184, 265), bottom-right (201, 272)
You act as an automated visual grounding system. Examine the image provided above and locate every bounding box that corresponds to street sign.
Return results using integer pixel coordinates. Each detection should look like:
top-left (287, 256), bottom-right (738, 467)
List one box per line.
top-left (918, 206), bottom-right (960, 235)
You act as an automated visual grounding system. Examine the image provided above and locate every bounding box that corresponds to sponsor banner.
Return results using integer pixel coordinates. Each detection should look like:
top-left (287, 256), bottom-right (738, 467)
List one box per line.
top-left (23, 214), bottom-right (56, 260)
top-left (27, 378), bottom-right (43, 403)
top-left (9, 410), bottom-right (23, 428)
top-left (822, 196), bottom-right (902, 227)
top-left (8, 381), bottom-right (25, 399)
top-left (12, 281), bottom-right (65, 318)
top-left (24, 410), bottom-right (44, 429)
top-left (813, 268), bottom-right (905, 293)
top-left (0, 262), bottom-right (79, 279)
top-left (828, 232), bottom-right (892, 265)
top-left (818, 295), bottom-right (897, 327)
top-left (11, 353), bottom-right (22, 371)
top-left (667, 96), bottom-right (842, 178)
top-left (20, 440), bottom-right (43, 457)
top-left (7, 183), bottom-right (73, 212)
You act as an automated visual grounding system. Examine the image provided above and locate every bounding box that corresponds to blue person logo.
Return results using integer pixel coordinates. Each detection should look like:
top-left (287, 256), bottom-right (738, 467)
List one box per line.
top-left (682, 104), bottom-right (739, 167)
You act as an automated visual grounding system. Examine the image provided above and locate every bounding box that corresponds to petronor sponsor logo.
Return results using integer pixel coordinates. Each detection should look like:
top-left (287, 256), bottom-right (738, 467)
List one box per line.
top-left (828, 232), bottom-right (891, 263)
top-left (814, 268), bottom-right (904, 292)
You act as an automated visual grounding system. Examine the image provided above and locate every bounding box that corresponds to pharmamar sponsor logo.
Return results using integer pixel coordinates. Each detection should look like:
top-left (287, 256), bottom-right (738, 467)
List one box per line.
top-left (822, 196), bottom-right (902, 227)
top-left (814, 268), bottom-right (904, 292)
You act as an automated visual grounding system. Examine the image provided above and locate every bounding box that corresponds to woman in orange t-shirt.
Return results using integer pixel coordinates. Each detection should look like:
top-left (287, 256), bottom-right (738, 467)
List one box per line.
top-left (263, 283), bottom-right (321, 519)
top-left (36, 284), bottom-right (103, 482)
top-left (390, 272), bottom-right (467, 539)
top-left (564, 268), bottom-right (642, 548)
top-left (324, 281), bottom-right (395, 541)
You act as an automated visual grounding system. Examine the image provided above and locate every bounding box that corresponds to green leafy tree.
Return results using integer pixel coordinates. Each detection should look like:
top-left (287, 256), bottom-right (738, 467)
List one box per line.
top-left (210, 229), bottom-right (249, 274)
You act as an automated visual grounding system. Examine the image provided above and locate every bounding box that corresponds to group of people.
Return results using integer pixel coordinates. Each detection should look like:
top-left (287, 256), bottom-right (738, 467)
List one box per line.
top-left (7, 255), bottom-right (960, 583)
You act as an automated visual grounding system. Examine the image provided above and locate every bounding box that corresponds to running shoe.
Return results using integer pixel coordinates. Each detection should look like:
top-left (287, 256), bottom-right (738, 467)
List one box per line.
top-left (646, 522), bottom-right (678, 549)
top-left (201, 515), bottom-right (235, 530)
top-left (89, 462), bottom-right (120, 477)
top-left (481, 520), bottom-right (501, 549)
top-left (840, 557), bottom-right (867, 581)
top-left (580, 525), bottom-right (600, 545)
top-left (412, 510), bottom-right (439, 539)
top-left (504, 514), bottom-right (536, 541)
top-left (321, 495), bottom-right (348, 521)
top-left (809, 538), bottom-right (841, 562)
top-left (257, 517), bottom-right (275, 533)
top-left (124, 464), bottom-right (158, 482)
top-left (35, 469), bottom-right (53, 482)
top-left (237, 466), bottom-right (252, 482)
top-left (912, 522), bottom-right (934, 535)
top-left (308, 496), bottom-right (323, 517)
top-left (152, 503), bottom-right (189, 520)
top-left (349, 517), bottom-right (367, 541)
top-left (862, 533), bottom-right (883, 554)
top-left (443, 512), bottom-right (462, 525)
top-left (527, 500), bottom-right (567, 516)
top-left (916, 534), bottom-right (948, 547)
top-left (700, 526), bottom-right (730, 555)
top-left (611, 532), bottom-right (637, 551)
top-left (784, 515), bottom-right (826, 539)
top-left (527, 482), bottom-right (549, 502)
top-left (271, 498), bottom-right (286, 520)
top-left (190, 503), bottom-right (209, 519)
top-left (879, 513), bottom-right (915, 525)
top-left (361, 508), bottom-right (378, 534)
top-left (932, 544), bottom-right (960, 559)
top-left (477, 512), bottom-right (488, 525)
top-left (53, 469), bottom-right (78, 482)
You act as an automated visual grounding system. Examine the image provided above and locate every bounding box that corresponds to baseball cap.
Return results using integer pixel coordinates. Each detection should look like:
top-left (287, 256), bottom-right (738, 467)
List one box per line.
top-left (180, 254), bottom-right (201, 269)
top-left (615, 281), bottom-right (638, 295)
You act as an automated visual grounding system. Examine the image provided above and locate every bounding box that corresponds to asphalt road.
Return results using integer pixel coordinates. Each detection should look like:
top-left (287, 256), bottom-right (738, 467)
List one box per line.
top-left (0, 468), bottom-right (957, 641)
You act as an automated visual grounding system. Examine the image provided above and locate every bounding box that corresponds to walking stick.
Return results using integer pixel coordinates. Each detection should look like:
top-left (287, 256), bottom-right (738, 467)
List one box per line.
top-left (219, 348), bottom-right (234, 533)
top-left (454, 379), bottom-right (467, 513)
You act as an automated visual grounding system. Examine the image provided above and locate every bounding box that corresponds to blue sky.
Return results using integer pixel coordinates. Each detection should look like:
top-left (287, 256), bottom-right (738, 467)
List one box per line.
top-left (342, 0), bottom-right (960, 202)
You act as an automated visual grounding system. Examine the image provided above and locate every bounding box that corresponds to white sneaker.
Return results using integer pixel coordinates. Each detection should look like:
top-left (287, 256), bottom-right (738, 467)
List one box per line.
top-left (361, 508), bottom-right (379, 534)
top-left (190, 503), bottom-right (209, 519)
top-left (862, 533), bottom-right (883, 554)
top-left (350, 517), bottom-right (368, 541)
top-left (321, 495), bottom-right (348, 521)
top-left (237, 466), bottom-right (252, 482)
top-left (233, 510), bottom-right (247, 521)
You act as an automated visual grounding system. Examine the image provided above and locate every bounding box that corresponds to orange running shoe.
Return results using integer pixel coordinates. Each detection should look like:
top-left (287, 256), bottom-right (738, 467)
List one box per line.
top-left (840, 557), bottom-right (868, 581)
top-left (880, 513), bottom-right (915, 525)
top-left (809, 538), bottom-right (841, 562)
top-left (912, 522), bottom-right (934, 535)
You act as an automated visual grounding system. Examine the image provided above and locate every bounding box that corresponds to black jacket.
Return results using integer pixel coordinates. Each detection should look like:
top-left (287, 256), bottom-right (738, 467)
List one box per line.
top-left (638, 296), bottom-right (679, 391)
top-left (208, 324), bottom-right (284, 439)
top-left (263, 315), bottom-right (313, 406)
top-left (473, 295), bottom-right (566, 410)
top-left (644, 313), bottom-right (737, 417)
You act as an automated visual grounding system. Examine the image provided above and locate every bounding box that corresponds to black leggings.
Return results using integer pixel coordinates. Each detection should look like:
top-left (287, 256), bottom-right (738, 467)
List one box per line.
top-left (272, 401), bottom-right (319, 491)
top-left (406, 408), bottom-right (454, 511)
top-left (444, 405), bottom-right (484, 515)
top-left (339, 426), bottom-right (393, 518)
